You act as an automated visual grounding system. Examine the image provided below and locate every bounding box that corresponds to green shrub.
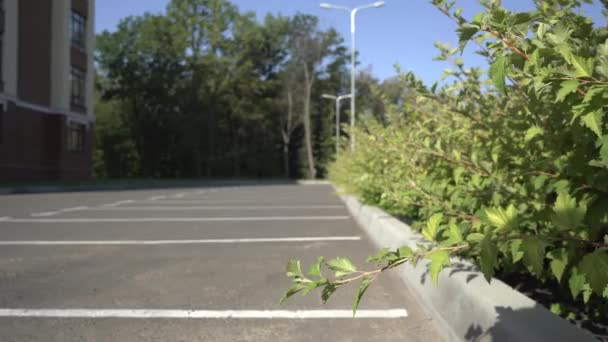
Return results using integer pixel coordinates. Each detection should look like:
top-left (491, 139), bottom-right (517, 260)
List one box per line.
top-left (283, 0), bottom-right (608, 326)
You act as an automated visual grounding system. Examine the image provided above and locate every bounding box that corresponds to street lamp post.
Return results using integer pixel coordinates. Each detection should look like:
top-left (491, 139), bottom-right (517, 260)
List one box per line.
top-left (320, 1), bottom-right (385, 150)
top-left (322, 93), bottom-right (352, 156)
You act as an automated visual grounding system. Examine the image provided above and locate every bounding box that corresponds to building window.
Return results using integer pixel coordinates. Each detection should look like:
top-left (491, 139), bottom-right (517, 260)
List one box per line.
top-left (70, 66), bottom-right (86, 108)
top-left (67, 122), bottom-right (85, 152)
top-left (70, 11), bottom-right (86, 50)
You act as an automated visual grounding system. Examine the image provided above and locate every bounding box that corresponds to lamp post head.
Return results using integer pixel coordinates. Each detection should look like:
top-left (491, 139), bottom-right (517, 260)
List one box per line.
top-left (320, 3), bottom-right (332, 9)
top-left (322, 94), bottom-right (337, 100)
top-left (373, 1), bottom-right (385, 7)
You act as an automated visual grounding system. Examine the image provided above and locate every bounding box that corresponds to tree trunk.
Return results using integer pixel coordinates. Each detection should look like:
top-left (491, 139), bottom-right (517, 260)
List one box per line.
top-left (282, 91), bottom-right (294, 178)
top-left (302, 64), bottom-right (316, 179)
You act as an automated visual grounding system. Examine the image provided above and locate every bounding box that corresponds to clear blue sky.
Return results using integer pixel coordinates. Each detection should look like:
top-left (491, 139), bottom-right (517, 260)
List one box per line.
top-left (96, 0), bottom-right (604, 84)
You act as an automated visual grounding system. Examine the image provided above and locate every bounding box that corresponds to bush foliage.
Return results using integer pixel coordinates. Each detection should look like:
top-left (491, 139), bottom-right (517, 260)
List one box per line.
top-left (283, 0), bottom-right (608, 327)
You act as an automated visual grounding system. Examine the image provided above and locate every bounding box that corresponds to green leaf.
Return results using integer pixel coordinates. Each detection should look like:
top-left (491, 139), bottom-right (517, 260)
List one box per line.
top-left (485, 204), bottom-right (518, 230)
top-left (551, 192), bottom-right (586, 230)
top-left (536, 22), bottom-right (548, 39)
top-left (511, 239), bottom-right (524, 263)
top-left (578, 250), bottom-right (608, 295)
top-left (571, 56), bottom-right (594, 78)
top-left (442, 221), bottom-right (464, 246)
top-left (471, 12), bottom-right (484, 25)
top-left (422, 213), bottom-right (444, 242)
top-left (308, 256), bottom-right (324, 277)
top-left (427, 249), bottom-right (451, 285)
top-left (521, 237), bottom-right (549, 276)
top-left (533, 175), bottom-right (548, 190)
top-left (280, 283), bottom-right (307, 304)
top-left (525, 126), bottom-right (544, 142)
top-left (398, 246), bottom-right (415, 258)
top-left (454, 7), bottom-right (462, 17)
top-left (581, 110), bottom-right (604, 138)
top-left (569, 267), bottom-right (587, 299)
top-left (326, 257), bottom-right (357, 278)
top-left (286, 260), bottom-right (304, 279)
top-left (547, 248), bottom-right (568, 282)
top-left (480, 232), bottom-right (498, 282)
top-left (457, 26), bottom-right (479, 52)
top-left (467, 233), bottom-right (485, 242)
top-left (366, 248), bottom-right (391, 263)
top-left (321, 283), bottom-right (342, 303)
top-left (555, 80), bottom-right (580, 102)
top-left (489, 55), bottom-right (508, 93)
top-left (352, 276), bottom-right (374, 315)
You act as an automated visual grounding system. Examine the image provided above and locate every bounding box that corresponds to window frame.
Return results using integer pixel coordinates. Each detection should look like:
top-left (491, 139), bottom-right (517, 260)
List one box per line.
top-left (69, 11), bottom-right (86, 50)
top-left (66, 121), bottom-right (85, 152)
top-left (70, 66), bottom-right (86, 108)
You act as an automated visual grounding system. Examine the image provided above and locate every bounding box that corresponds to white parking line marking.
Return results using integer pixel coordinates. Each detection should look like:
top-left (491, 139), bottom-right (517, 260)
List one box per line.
top-left (101, 200), bottom-right (134, 207)
top-left (30, 206), bottom-right (88, 217)
top-left (31, 212), bottom-right (60, 217)
top-left (148, 196), bottom-right (166, 201)
top-left (0, 309), bottom-right (408, 319)
top-left (61, 206), bottom-right (88, 212)
top-left (0, 216), bottom-right (10, 221)
top-left (0, 236), bottom-right (361, 246)
top-left (0, 216), bottom-right (350, 223)
top-left (87, 205), bottom-right (345, 211)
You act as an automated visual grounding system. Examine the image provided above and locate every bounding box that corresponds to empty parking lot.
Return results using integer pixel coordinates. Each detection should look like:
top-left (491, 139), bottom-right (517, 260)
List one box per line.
top-left (0, 183), bottom-right (441, 341)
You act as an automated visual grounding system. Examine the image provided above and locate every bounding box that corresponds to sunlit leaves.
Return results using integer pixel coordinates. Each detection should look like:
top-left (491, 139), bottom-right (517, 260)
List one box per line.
top-left (353, 276), bottom-right (374, 314)
top-left (423, 213), bottom-right (444, 242)
top-left (489, 55), bottom-right (508, 93)
top-left (555, 80), bottom-right (580, 102)
top-left (485, 205), bottom-right (518, 231)
top-left (551, 192), bottom-right (586, 231)
top-left (457, 26), bottom-right (479, 52)
top-left (427, 250), bottom-right (451, 285)
top-left (581, 110), bottom-right (604, 138)
top-left (326, 257), bottom-right (357, 278)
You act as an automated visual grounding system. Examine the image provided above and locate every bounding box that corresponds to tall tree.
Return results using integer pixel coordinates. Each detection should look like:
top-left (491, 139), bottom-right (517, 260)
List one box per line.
top-left (288, 14), bottom-right (345, 179)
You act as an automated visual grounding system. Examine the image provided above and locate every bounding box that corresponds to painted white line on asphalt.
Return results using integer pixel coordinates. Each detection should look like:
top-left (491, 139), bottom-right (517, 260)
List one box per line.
top-left (171, 193), bottom-right (186, 199)
top-left (31, 206), bottom-right (88, 217)
top-left (87, 205), bottom-right (345, 211)
top-left (148, 196), bottom-right (166, 201)
top-left (0, 216), bottom-right (350, 223)
top-left (0, 236), bottom-right (362, 246)
top-left (101, 200), bottom-right (134, 208)
top-left (0, 309), bottom-right (408, 319)
top-left (0, 216), bottom-right (10, 221)
top-left (31, 212), bottom-right (60, 217)
top-left (61, 206), bottom-right (88, 212)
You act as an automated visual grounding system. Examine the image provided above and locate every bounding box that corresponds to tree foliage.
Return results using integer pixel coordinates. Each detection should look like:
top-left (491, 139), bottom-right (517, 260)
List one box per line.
top-left (94, 1), bottom-right (353, 179)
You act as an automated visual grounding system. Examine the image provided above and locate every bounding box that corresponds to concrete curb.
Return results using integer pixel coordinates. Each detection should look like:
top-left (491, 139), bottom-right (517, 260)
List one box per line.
top-left (339, 193), bottom-right (597, 342)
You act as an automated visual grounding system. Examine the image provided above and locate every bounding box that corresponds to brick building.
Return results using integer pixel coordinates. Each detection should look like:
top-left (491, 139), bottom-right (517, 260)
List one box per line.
top-left (0, 0), bottom-right (95, 181)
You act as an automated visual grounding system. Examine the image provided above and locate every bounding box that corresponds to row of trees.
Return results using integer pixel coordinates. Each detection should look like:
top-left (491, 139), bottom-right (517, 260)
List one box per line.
top-left (94, 0), bottom-right (399, 179)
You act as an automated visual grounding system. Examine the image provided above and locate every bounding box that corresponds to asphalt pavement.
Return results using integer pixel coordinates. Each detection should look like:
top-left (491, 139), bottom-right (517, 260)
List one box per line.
top-left (0, 183), bottom-right (442, 341)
